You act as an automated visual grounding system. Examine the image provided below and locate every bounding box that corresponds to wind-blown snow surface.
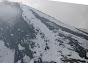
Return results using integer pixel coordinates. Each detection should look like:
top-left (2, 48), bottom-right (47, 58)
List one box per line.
top-left (0, 1), bottom-right (88, 63)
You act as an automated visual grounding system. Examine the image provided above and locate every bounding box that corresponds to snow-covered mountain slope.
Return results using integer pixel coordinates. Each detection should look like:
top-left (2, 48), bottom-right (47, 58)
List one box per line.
top-left (0, 1), bottom-right (88, 63)
top-left (79, 28), bottom-right (88, 35)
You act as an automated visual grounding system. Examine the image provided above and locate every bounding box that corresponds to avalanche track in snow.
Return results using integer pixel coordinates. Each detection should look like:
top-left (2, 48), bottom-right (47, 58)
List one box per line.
top-left (0, 1), bottom-right (88, 63)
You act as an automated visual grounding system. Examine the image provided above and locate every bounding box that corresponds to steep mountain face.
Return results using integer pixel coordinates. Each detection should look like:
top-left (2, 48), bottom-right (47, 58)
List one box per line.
top-left (0, 1), bottom-right (88, 63)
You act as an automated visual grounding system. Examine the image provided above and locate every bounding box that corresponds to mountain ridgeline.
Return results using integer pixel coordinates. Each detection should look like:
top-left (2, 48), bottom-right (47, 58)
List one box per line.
top-left (0, 1), bottom-right (88, 63)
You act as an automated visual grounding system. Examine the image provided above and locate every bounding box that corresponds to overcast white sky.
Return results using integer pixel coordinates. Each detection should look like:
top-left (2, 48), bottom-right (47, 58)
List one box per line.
top-left (0, 0), bottom-right (88, 29)
top-left (51, 0), bottom-right (88, 5)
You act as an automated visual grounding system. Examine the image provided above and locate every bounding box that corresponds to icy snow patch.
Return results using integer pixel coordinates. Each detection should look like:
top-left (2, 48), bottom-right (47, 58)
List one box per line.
top-left (87, 52), bottom-right (88, 58)
top-left (18, 44), bottom-right (25, 50)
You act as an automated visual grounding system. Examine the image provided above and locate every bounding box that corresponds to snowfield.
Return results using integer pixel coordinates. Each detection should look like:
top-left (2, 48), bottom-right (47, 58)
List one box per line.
top-left (0, 1), bottom-right (88, 63)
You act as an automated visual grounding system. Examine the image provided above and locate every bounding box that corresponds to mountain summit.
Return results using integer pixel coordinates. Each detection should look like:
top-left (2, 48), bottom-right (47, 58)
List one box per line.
top-left (0, 1), bottom-right (88, 63)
